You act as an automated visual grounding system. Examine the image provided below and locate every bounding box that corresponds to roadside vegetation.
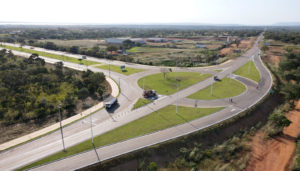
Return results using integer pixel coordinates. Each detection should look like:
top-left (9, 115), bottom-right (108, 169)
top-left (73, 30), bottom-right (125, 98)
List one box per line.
top-left (292, 135), bottom-right (300, 170)
top-left (18, 105), bottom-right (224, 171)
top-left (188, 78), bottom-right (246, 100)
top-left (132, 98), bottom-right (152, 110)
top-left (234, 61), bottom-right (260, 83)
top-left (0, 50), bottom-right (109, 143)
top-left (138, 72), bottom-right (211, 95)
top-left (0, 26), bottom-right (261, 67)
top-left (0, 44), bottom-right (100, 66)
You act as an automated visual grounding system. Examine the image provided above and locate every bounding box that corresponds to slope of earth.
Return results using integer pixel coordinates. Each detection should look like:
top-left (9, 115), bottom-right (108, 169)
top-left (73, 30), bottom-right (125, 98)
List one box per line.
top-left (245, 101), bottom-right (300, 171)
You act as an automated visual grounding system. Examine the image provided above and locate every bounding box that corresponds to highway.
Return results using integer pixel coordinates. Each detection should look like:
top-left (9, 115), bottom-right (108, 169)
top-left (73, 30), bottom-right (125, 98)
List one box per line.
top-left (0, 33), bottom-right (272, 170)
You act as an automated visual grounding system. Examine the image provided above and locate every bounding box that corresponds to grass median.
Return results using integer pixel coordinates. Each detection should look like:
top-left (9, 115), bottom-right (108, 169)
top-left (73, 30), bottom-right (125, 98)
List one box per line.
top-left (132, 98), bottom-right (152, 110)
top-left (95, 64), bottom-right (145, 75)
top-left (233, 61), bottom-right (260, 83)
top-left (138, 72), bottom-right (211, 95)
top-left (0, 44), bottom-right (100, 66)
top-left (188, 78), bottom-right (246, 100)
top-left (18, 105), bottom-right (224, 171)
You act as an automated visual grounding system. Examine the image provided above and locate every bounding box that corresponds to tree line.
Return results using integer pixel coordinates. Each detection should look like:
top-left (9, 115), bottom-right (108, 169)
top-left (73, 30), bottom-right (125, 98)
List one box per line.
top-left (0, 50), bottom-right (107, 125)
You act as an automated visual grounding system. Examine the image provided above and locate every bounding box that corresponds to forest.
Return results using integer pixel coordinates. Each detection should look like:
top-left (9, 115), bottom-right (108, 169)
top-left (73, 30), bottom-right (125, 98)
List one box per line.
top-left (0, 50), bottom-right (107, 125)
top-left (264, 30), bottom-right (300, 44)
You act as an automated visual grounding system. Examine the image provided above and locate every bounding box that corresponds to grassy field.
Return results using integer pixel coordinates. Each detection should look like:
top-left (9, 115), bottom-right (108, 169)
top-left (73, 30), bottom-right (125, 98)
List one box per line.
top-left (233, 61), bottom-right (260, 83)
top-left (0, 45), bottom-right (101, 66)
top-left (137, 72), bottom-right (211, 95)
top-left (95, 64), bottom-right (145, 75)
top-left (18, 105), bottom-right (224, 171)
top-left (132, 98), bottom-right (152, 109)
top-left (188, 78), bottom-right (246, 100)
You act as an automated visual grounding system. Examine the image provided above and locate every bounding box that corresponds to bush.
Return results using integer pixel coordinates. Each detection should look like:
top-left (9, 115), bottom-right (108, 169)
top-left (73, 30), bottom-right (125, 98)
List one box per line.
top-left (146, 162), bottom-right (158, 171)
top-left (78, 88), bottom-right (89, 99)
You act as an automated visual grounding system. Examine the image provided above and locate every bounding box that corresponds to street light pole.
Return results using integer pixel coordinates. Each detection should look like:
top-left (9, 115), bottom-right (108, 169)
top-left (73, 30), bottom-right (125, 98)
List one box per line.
top-left (143, 78), bottom-right (145, 91)
top-left (90, 115), bottom-right (94, 145)
top-left (211, 78), bottom-right (213, 96)
top-left (176, 81), bottom-right (179, 114)
top-left (58, 106), bottom-right (66, 151)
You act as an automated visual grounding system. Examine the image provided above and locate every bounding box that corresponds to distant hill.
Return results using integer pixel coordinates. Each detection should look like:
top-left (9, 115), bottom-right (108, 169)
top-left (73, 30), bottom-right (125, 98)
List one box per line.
top-left (273, 22), bottom-right (300, 26)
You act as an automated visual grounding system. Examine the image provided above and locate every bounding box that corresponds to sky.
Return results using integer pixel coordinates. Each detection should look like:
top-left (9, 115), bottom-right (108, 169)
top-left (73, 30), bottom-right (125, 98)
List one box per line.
top-left (1, 0), bottom-right (300, 25)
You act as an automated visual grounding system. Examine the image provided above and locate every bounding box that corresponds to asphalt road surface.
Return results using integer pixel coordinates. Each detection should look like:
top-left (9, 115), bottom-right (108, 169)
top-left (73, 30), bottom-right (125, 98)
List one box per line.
top-left (0, 33), bottom-right (272, 171)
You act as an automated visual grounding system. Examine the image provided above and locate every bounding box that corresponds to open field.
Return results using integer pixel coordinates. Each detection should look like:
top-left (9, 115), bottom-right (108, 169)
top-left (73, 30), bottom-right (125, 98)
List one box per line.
top-left (0, 45), bottom-right (101, 66)
top-left (188, 78), bottom-right (246, 100)
top-left (137, 72), bottom-right (211, 95)
top-left (38, 39), bottom-right (107, 49)
top-left (234, 61), bottom-right (260, 83)
top-left (132, 98), bottom-right (152, 110)
top-left (95, 64), bottom-right (145, 75)
top-left (18, 105), bottom-right (224, 171)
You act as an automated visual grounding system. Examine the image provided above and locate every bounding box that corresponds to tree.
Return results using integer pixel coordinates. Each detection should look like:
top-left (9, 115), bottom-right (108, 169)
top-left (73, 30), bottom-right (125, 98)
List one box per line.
top-left (146, 162), bottom-right (158, 171)
top-left (70, 46), bottom-right (79, 54)
top-left (122, 39), bottom-right (134, 49)
top-left (78, 88), bottom-right (89, 99)
top-left (160, 68), bottom-right (169, 79)
top-left (106, 45), bottom-right (118, 52)
top-left (269, 112), bottom-right (291, 128)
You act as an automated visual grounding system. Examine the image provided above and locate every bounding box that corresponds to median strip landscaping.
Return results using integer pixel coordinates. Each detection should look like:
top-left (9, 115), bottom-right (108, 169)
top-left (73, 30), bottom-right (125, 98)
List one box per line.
top-left (138, 72), bottom-right (211, 95)
top-left (132, 98), bottom-right (153, 110)
top-left (233, 61), bottom-right (260, 83)
top-left (95, 64), bottom-right (145, 75)
top-left (188, 78), bottom-right (246, 100)
top-left (18, 105), bottom-right (224, 171)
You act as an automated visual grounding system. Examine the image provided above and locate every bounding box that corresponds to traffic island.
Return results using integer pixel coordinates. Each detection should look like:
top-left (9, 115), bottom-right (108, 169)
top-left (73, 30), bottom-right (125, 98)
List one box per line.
top-left (188, 78), bottom-right (246, 100)
top-left (137, 72), bottom-right (211, 95)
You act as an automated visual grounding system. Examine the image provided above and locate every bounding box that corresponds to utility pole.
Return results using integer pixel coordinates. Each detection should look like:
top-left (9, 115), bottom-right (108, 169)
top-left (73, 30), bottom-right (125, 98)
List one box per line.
top-left (211, 76), bottom-right (214, 96)
top-left (176, 80), bottom-right (179, 114)
top-left (58, 105), bottom-right (66, 152)
top-left (143, 78), bottom-right (145, 91)
top-left (90, 115), bottom-right (94, 145)
top-left (176, 59), bottom-right (178, 114)
top-left (109, 61), bottom-right (111, 77)
top-left (119, 77), bottom-right (121, 87)
top-left (248, 59), bottom-right (251, 75)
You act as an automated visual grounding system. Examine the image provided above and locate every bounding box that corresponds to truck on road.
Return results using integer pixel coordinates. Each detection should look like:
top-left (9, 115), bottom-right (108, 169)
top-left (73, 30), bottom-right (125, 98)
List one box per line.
top-left (104, 97), bottom-right (118, 109)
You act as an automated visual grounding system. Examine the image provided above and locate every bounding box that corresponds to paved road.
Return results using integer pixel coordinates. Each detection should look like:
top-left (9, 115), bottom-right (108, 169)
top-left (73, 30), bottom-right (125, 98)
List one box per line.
top-left (0, 33), bottom-right (272, 170)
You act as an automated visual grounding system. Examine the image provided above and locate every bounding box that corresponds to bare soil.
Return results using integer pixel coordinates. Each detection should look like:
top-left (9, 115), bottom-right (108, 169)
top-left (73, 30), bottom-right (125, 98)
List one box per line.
top-left (0, 80), bottom-right (111, 144)
top-left (245, 101), bottom-right (300, 171)
top-left (264, 45), bottom-right (286, 66)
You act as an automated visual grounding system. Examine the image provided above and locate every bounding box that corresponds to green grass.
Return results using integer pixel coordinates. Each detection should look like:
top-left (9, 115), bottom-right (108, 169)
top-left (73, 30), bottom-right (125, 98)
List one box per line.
top-left (138, 72), bottom-right (211, 95)
top-left (127, 47), bottom-right (166, 53)
top-left (0, 45), bottom-right (100, 66)
top-left (132, 98), bottom-right (152, 109)
top-left (233, 61), bottom-right (260, 83)
top-left (18, 105), bottom-right (224, 171)
top-left (96, 65), bottom-right (145, 75)
top-left (214, 69), bottom-right (223, 72)
top-left (188, 78), bottom-right (246, 100)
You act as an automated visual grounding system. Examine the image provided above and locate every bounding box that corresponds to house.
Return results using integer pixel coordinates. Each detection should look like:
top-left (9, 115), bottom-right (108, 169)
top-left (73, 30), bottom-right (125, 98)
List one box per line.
top-left (195, 44), bottom-right (207, 48)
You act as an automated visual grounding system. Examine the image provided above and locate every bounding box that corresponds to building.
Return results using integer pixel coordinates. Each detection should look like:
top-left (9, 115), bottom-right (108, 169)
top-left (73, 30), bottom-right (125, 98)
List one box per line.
top-left (147, 38), bottom-right (167, 43)
top-left (105, 38), bottom-right (146, 45)
top-left (105, 38), bottom-right (125, 45)
top-left (195, 44), bottom-right (207, 48)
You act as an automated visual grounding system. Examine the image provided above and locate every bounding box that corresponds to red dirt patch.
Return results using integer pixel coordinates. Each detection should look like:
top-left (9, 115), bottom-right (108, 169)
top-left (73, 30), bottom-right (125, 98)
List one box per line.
top-left (245, 101), bottom-right (300, 171)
